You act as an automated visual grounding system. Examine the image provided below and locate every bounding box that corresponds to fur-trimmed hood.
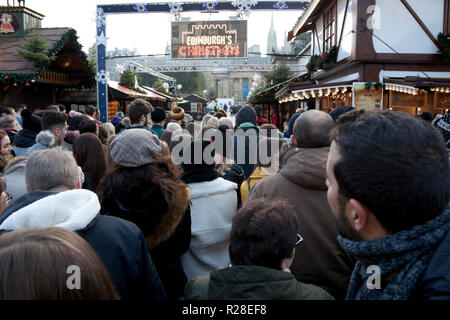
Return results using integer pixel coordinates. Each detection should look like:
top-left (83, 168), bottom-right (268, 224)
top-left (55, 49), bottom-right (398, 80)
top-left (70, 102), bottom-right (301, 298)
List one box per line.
top-left (35, 130), bottom-right (56, 147)
top-left (145, 184), bottom-right (190, 249)
top-left (103, 183), bottom-right (190, 250)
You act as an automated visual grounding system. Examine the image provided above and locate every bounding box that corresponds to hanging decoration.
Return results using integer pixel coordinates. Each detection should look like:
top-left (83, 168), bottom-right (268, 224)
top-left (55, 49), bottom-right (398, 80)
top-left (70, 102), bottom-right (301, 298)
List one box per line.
top-left (202, 1), bottom-right (218, 12)
top-left (96, 31), bottom-right (107, 47)
top-left (97, 70), bottom-right (109, 85)
top-left (273, 1), bottom-right (288, 9)
top-left (96, 7), bottom-right (106, 30)
top-left (232, 0), bottom-right (258, 18)
top-left (133, 3), bottom-right (148, 13)
top-left (169, 2), bottom-right (184, 21)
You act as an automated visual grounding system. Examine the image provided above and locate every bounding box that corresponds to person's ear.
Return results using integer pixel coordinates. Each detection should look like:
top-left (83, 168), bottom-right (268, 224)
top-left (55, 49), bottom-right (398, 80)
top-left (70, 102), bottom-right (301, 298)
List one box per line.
top-left (140, 114), bottom-right (145, 123)
top-left (75, 179), bottom-right (82, 190)
top-left (26, 186), bottom-right (31, 193)
top-left (290, 135), bottom-right (298, 146)
top-left (348, 199), bottom-right (369, 232)
top-left (279, 248), bottom-right (295, 270)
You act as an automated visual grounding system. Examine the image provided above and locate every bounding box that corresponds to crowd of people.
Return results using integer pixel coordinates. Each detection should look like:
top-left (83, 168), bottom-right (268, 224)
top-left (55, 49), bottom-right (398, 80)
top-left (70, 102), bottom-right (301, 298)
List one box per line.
top-left (0, 99), bottom-right (448, 300)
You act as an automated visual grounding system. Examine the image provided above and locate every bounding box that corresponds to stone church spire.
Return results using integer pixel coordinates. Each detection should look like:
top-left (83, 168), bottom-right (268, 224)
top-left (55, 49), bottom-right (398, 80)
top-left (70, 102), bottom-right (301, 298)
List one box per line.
top-left (266, 12), bottom-right (277, 54)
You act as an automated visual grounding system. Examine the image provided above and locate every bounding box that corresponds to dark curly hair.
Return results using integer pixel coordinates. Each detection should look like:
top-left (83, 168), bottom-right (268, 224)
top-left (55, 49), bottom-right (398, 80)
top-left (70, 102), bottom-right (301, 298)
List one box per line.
top-left (96, 155), bottom-right (184, 236)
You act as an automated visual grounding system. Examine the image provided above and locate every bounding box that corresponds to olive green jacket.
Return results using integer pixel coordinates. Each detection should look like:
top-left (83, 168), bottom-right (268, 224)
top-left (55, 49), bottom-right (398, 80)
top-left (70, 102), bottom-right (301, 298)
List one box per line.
top-left (184, 265), bottom-right (334, 300)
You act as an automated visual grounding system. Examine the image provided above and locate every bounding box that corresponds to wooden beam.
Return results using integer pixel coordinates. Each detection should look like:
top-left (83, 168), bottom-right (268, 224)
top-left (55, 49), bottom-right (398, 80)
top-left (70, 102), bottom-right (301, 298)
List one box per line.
top-left (399, 0), bottom-right (442, 49)
top-left (444, 0), bottom-right (450, 34)
top-left (337, 0), bottom-right (350, 57)
top-left (313, 24), bottom-right (322, 54)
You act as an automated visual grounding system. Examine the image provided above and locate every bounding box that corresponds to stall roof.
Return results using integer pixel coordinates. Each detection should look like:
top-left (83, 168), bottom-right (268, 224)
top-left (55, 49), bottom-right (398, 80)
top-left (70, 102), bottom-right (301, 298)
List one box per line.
top-left (141, 85), bottom-right (177, 101)
top-left (109, 81), bottom-right (165, 101)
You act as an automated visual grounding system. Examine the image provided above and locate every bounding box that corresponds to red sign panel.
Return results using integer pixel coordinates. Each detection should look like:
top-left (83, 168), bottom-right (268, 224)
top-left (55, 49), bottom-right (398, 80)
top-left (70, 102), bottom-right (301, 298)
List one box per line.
top-left (171, 20), bottom-right (247, 59)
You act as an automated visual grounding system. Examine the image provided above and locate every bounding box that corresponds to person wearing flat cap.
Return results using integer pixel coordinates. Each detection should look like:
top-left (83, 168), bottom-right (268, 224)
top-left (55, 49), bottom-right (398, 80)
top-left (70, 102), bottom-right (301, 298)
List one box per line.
top-left (97, 129), bottom-right (192, 300)
top-left (151, 107), bottom-right (167, 139)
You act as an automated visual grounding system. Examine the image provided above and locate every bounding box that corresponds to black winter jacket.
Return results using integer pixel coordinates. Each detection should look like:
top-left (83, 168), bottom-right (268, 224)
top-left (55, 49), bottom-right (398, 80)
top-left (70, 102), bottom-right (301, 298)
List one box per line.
top-left (0, 190), bottom-right (167, 301)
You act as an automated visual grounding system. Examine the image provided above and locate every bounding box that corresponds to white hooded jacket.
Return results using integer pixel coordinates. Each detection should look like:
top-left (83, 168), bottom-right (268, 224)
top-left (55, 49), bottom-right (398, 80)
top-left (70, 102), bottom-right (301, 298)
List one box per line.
top-left (181, 177), bottom-right (238, 281)
top-left (0, 189), bottom-right (100, 231)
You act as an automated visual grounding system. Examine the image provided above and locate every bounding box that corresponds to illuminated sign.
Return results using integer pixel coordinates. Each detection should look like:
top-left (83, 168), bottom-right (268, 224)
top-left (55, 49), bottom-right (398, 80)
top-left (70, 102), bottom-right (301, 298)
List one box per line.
top-left (171, 20), bottom-right (247, 59)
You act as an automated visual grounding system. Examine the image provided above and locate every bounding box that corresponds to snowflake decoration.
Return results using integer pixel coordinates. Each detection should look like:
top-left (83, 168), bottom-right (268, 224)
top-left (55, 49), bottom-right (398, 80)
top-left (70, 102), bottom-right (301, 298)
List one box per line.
top-left (202, 1), bottom-right (218, 11)
top-left (232, 0), bottom-right (258, 18)
top-left (97, 70), bottom-right (109, 85)
top-left (169, 2), bottom-right (183, 21)
top-left (273, 1), bottom-right (288, 9)
top-left (96, 31), bottom-right (107, 47)
top-left (96, 7), bottom-right (106, 30)
top-left (133, 3), bottom-right (148, 13)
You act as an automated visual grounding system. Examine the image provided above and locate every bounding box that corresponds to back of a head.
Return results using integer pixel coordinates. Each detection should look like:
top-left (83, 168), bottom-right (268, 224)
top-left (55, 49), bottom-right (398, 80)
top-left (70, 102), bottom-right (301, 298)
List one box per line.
top-left (166, 122), bottom-right (182, 132)
top-left (206, 116), bottom-right (219, 129)
top-left (218, 117), bottom-right (233, 130)
top-left (68, 116), bottom-right (85, 132)
top-left (0, 227), bottom-right (118, 300)
top-left (229, 198), bottom-right (299, 270)
top-left (329, 106), bottom-right (355, 121)
top-left (235, 106), bottom-right (257, 128)
top-left (46, 105), bottom-right (60, 112)
top-left (26, 147), bottom-right (79, 191)
top-left (41, 111), bottom-right (68, 131)
top-left (331, 110), bottom-right (450, 233)
top-left (78, 119), bottom-right (98, 135)
top-left (73, 133), bottom-right (106, 189)
top-left (0, 115), bottom-right (14, 129)
top-left (127, 99), bottom-right (153, 125)
top-left (293, 110), bottom-right (334, 148)
top-left (201, 114), bottom-right (212, 128)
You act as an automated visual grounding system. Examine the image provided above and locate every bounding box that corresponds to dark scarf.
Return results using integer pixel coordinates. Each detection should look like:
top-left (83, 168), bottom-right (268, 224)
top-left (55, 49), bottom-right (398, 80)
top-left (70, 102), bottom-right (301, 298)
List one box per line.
top-left (181, 164), bottom-right (219, 184)
top-left (339, 206), bottom-right (450, 300)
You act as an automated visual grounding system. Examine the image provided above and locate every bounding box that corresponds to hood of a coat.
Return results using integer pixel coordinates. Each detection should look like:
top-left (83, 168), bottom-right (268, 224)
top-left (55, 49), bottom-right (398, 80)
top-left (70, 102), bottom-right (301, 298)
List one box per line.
top-left (3, 159), bottom-right (26, 175)
top-left (105, 183), bottom-right (190, 250)
top-left (0, 189), bottom-right (100, 232)
top-left (14, 129), bottom-right (37, 148)
top-left (280, 147), bottom-right (330, 191)
top-left (188, 177), bottom-right (237, 199)
top-left (208, 266), bottom-right (299, 300)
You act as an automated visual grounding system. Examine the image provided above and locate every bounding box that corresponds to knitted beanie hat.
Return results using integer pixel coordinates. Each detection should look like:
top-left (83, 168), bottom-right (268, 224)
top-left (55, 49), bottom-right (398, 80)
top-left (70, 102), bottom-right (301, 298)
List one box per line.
top-left (110, 129), bottom-right (161, 167)
top-left (151, 107), bottom-right (166, 123)
top-left (235, 106), bottom-right (257, 128)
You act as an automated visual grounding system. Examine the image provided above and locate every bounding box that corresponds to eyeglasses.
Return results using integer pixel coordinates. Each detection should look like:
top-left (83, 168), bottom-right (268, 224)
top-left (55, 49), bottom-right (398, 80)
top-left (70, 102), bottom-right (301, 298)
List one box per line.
top-left (1, 193), bottom-right (12, 205)
top-left (295, 233), bottom-right (303, 247)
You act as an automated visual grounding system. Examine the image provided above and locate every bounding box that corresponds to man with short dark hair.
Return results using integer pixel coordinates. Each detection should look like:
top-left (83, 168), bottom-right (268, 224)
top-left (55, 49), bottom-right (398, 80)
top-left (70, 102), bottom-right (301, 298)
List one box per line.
top-left (247, 110), bottom-right (354, 299)
top-left (24, 110), bottom-right (68, 156)
top-left (0, 147), bottom-right (167, 301)
top-left (184, 198), bottom-right (333, 300)
top-left (127, 99), bottom-right (153, 128)
top-left (151, 107), bottom-right (166, 139)
top-left (326, 110), bottom-right (450, 299)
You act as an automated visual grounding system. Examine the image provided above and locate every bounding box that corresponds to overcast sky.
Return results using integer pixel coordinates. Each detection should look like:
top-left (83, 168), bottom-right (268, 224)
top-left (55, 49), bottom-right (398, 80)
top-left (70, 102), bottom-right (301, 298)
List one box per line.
top-left (28, 0), bottom-right (302, 55)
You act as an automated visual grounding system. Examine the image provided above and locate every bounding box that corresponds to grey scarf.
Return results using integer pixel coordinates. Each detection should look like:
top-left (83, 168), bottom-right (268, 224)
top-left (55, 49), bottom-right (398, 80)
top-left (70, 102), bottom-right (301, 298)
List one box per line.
top-left (339, 206), bottom-right (450, 300)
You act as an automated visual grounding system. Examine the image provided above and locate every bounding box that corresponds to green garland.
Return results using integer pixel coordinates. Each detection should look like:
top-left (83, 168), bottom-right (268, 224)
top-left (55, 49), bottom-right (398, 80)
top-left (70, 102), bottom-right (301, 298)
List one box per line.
top-left (437, 33), bottom-right (450, 62)
top-left (365, 80), bottom-right (383, 90)
top-left (307, 46), bottom-right (338, 76)
top-left (3, 28), bottom-right (95, 88)
top-left (0, 73), bottom-right (38, 85)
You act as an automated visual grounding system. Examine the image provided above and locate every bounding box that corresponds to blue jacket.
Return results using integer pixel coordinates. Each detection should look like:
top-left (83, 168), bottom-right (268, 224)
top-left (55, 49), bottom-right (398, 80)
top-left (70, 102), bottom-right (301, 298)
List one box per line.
top-left (0, 190), bottom-right (167, 301)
